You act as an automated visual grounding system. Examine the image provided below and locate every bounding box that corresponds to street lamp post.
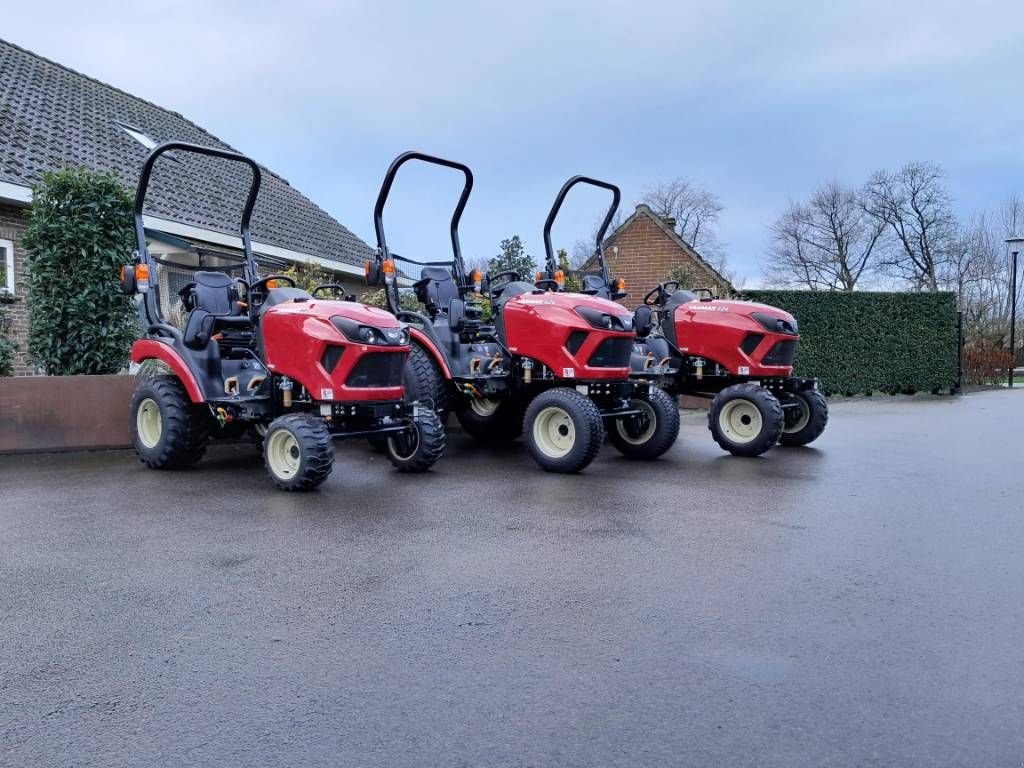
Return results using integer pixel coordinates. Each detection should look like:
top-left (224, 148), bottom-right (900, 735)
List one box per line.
top-left (1007, 237), bottom-right (1024, 388)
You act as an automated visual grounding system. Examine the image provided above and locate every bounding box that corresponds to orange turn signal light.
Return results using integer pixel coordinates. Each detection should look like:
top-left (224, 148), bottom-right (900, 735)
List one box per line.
top-left (135, 263), bottom-right (151, 291)
top-left (554, 270), bottom-right (565, 288)
top-left (470, 269), bottom-right (482, 292)
top-left (265, 278), bottom-right (278, 289)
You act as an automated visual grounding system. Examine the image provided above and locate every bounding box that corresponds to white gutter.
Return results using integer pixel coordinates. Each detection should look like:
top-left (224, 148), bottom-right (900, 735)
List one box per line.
top-left (142, 215), bottom-right (367, 277)
top-left (0, 180), bottom-right (32, 206)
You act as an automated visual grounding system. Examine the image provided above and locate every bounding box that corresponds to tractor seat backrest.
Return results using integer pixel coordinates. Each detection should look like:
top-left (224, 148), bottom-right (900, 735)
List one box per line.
top-left (182, 271), bottom-right (243, 316)
top-left (416, 266), bottom-right (460, 315)
top-left (581, 274), bottom-right (611, 300)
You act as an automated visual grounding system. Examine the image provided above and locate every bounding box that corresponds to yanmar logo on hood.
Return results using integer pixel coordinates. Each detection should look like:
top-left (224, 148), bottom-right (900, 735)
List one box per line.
top-left (690, 304), bottom-right (729, 312)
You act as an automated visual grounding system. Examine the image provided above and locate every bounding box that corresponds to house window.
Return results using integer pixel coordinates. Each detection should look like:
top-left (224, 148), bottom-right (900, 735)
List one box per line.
top-left (0, 239), bottom-right (14, 295)
top-left (114, 121), bottom-right (158, 151)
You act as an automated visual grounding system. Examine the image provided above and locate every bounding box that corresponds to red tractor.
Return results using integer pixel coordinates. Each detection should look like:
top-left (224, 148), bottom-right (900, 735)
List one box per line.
top-left (539, 175), bottom-right (827, 458)
top-left (124, 142), bottom-right (445, 490)
top-left (364, 152), bottom-right (679, 473)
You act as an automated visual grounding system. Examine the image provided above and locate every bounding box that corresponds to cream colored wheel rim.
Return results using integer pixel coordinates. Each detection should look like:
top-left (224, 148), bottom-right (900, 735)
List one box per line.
top-left (267, 429), bottom-right (301, 480)
top-left (532, 406), bottom-right (576, 458)
top-left (470, 398), bottom-right (500, 417)
top-left (136, 398), bottom-right (162, 448)
top-left (719, 399), bottom-right (763, 445)
top-left (615, 399), bottom-right (657, 445)
top-left (388, 424), bottom-right (420, 461)
top-left (784, 398), bottom-right (810, 434)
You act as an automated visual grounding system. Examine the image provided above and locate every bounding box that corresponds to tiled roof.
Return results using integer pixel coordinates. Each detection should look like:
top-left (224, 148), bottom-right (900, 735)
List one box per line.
top-left (0, 38), bottom-right (372, 266)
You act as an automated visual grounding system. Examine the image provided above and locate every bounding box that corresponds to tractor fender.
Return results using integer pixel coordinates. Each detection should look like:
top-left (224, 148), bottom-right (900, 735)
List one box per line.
top-left (409, 328), bottom-right (453, 380)
top-left (130, 339), bottom-right (205, 403)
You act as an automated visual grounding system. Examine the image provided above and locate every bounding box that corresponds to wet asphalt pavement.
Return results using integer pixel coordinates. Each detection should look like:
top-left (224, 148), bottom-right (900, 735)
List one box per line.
top-left (1, 390), bottom-right (1023, 767)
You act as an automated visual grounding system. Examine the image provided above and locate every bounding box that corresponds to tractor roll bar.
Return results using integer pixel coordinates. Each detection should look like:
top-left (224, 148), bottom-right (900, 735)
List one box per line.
top-left (373, 151), bottom-right (474, 280)
top-left (134, 141), bottom-right (263, 287)
top-left (542, 176), bottom-right (621, 288)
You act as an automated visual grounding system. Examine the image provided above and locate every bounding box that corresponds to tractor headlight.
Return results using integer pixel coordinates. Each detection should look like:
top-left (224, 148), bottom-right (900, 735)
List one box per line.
top-left (575, 306), bottom-right (631, 331)
top-left (751, 311), bottom-right (798, 335)
top-left (331, 316), bottom-right (407, 346)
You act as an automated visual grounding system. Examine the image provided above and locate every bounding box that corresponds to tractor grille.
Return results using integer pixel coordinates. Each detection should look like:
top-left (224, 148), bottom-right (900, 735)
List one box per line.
top-left (346, 351), bottom-right (407, 388)
top-left (565, 330), bottom-right (588, 356)
top-left (740, 333), bottom-right (764, 356)
top-left (587, 337), bottom-right (633, 368)
top-left (321, 345), bottom-right (345, 374)
top-left (762, 339), bottom-right (797, 366)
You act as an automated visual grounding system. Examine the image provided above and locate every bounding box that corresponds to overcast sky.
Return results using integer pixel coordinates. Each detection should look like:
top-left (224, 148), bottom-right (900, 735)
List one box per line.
top-left (6, 1), bottom-right (1024, 285)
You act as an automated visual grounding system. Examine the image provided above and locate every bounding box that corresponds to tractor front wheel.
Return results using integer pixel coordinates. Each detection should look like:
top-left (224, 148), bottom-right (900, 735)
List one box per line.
top-left (263, 413), bottom-right (334, 491)
top-left (609, 386), bottom-right (681, 460)
top-left (386, 409), bottom-right (447, 472)
top-left (708, 383), bottom-right (783, 457)
top-left (523, 388), bottom-right (605, 473)
top-left (779, 389), bottom-right (828, 447)
top-left (131, 375), bottom-right (211, 469)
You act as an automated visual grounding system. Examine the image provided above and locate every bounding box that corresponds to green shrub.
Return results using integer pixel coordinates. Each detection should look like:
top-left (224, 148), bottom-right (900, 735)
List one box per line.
top-left (742, 290), bottom-right (959, 395)
top-left (21, 169), bottom-right (138, 375)
top-left (0, 304), bottom-right (16, 376)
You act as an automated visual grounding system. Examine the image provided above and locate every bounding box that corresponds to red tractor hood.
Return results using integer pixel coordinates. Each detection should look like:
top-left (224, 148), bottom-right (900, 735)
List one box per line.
top-left (507, 291), bottom-right (632, 318)
top-left (682, 299), bottom-right (796, 325)
top-left (264, 299), bottom-right (403, 327)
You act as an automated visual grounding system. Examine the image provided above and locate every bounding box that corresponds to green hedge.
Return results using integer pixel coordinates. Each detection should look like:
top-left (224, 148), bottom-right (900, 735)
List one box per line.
top-left (742, 290), bottom-right (959, 396)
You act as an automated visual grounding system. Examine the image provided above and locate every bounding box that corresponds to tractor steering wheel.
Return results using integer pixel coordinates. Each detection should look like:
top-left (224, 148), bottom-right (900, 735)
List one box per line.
top-left (248, 274), bottom-right (297, 307)
top-left (487, 270), bottom-right (522, 300)
top-left (312, 283), bottom-right (349, 299)
top-left (644, 280), bottom-right (680, 306)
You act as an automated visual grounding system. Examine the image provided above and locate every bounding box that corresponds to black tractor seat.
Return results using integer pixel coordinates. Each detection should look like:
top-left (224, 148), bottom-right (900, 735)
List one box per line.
top-left (414, 266), bottom-right (459, 318)
top-left (180, 271), bottom-right (252, 350)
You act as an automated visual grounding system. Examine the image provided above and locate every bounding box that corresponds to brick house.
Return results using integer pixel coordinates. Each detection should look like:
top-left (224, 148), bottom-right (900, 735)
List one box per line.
top-left (588, 203), bottom-right (733, 305)
top-left (0, 39), bottom-right (375, 375)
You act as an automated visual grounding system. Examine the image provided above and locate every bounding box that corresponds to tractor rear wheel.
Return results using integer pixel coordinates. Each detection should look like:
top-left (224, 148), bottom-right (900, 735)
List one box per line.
top-left (523, 388), bottom-right (605, 473)
top-left (404, 341), bottom-right (449, 419)
top-left (263, 413), bottom-right (334, 491)
top-left (131, 375), bottom-right (211, 469)
top-left (385, 409), bottom-right (447, 472)
top-left (455, 396), bottom-right (525, 442)
top-left (779, 389), bottom-right (828, 447)
top-left (609, 385), bottom-right (680, 460)
top-left (708, 383), bottom-right (783, 457)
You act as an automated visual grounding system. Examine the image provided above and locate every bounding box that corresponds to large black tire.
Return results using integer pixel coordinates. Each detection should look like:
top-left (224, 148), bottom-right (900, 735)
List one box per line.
top-left (779, 389), bottom-right (828, 447)
top-left (131, 375), bottom-right (211, 469)
top-left (385, 409), bottom-right (447, 472)
top-left (608, 385), bottom-right (680, 460)
top-left (523, 388), bottom-right (605, 473)
top-left (263, 413), bottom-right (334, 491)
top-left (404, 342), bottom-right (449, 420)
top-left (455, 397), bottom-right (525, 443)
top-left (707, 383), bottom-right (783, 457)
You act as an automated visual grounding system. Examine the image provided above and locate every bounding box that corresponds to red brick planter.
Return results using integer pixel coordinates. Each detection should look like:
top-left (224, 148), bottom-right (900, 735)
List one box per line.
top-left (0, 375), bottom-right (137, 453)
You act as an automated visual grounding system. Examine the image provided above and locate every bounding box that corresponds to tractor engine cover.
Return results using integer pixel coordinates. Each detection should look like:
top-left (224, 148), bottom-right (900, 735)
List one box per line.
top-left (261, 299), bottom-right (409, 402)
top-left (672, 298), bottom-right (800, 376)
top-left (502, 292), bottom-right (634, 380)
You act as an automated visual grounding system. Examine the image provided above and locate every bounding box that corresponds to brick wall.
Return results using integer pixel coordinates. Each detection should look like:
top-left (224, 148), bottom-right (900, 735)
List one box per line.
top-left (601, 207), bottom-right (731, 307)
top-left (0, 203), bottom-right (35, 376)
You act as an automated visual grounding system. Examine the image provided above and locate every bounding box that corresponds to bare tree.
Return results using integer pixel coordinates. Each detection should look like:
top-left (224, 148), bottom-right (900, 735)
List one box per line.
top-left (863, 161), bottom-right (958, 291)
top-left (642, 178), bottom-right (724, 255)
top-left (763, 180), bottom-right (884, 291)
